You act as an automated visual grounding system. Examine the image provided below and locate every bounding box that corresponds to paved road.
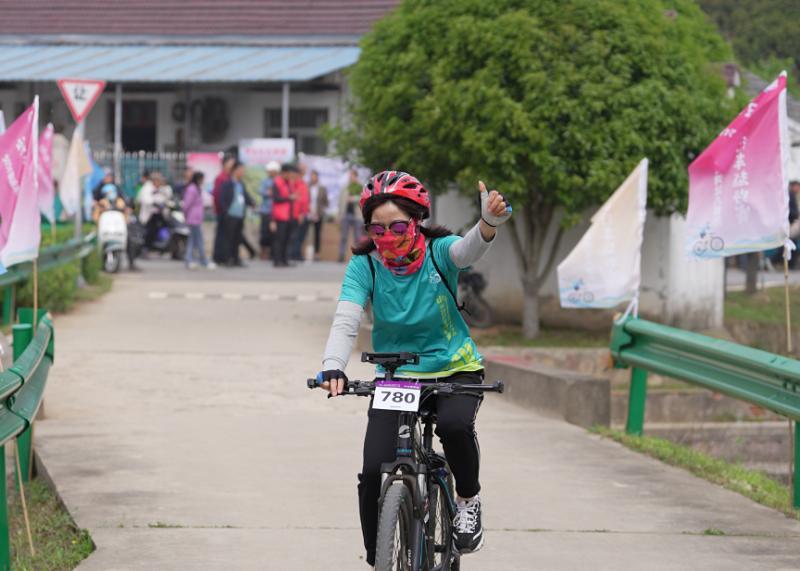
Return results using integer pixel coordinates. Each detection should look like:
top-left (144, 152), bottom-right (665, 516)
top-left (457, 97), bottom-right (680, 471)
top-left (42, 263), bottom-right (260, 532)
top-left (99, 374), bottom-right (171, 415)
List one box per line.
top-left (36, 259), bottom-right (800, 570)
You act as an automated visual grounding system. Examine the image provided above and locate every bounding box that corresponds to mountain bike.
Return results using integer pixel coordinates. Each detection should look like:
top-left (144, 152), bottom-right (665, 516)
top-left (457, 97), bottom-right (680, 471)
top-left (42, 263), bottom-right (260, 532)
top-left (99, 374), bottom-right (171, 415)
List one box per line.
top-left (308, 352), bottom-right (504, 571)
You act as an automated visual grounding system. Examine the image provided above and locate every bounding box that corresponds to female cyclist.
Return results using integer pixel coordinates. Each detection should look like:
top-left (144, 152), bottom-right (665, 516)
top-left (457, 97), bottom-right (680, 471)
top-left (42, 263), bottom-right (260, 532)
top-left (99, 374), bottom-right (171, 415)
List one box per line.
top-left (318, 171), bottom-right (511, 568)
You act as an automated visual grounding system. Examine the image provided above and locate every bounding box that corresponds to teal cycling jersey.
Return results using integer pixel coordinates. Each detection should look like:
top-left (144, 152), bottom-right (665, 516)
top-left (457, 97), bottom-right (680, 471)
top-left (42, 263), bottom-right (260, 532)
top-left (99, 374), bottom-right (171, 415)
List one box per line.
top-left (340, 236), bottom-right (483, 378)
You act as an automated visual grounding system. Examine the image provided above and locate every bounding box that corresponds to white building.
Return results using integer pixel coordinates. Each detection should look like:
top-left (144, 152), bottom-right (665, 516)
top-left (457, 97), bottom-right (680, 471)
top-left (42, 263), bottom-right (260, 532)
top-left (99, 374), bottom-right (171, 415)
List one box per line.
top-left (0, 0), bottom-right (400, 184)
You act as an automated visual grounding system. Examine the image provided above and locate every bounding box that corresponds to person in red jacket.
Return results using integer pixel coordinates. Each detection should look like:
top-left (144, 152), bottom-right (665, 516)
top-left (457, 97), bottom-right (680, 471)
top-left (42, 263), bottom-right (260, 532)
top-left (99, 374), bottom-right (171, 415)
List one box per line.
top-left (212, 156), bottom-right (235, 264)
top-left (271, 163), bottom-right (296, 267)
top-left (289, 172), bottom-right (311, 261)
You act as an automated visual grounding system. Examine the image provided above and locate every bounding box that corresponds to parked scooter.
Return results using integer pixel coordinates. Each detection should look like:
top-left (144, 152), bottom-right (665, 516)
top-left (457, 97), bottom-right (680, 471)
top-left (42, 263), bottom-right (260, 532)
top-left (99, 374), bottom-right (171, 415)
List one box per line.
top-left (146, 199), bottom-right (189, 260)
top-left (98, 207), bottom-right (128, 273)
top-left (458, 269), bottom-right (493, 328)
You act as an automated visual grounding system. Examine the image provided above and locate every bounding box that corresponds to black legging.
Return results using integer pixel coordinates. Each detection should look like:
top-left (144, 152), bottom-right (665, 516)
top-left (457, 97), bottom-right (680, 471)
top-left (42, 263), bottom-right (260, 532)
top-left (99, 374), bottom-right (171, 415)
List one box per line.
top-left (273, 220), bottom-right (292, 265)
top-left (358, 370), bottom-right (483, 566)
top-left (222, 215), bottom-right (244, 264)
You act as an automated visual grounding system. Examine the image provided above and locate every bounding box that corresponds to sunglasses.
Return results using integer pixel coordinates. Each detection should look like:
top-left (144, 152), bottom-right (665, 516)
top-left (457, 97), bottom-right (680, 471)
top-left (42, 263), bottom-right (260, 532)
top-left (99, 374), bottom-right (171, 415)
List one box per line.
top-left (364, 219), bottom-right (413, 238)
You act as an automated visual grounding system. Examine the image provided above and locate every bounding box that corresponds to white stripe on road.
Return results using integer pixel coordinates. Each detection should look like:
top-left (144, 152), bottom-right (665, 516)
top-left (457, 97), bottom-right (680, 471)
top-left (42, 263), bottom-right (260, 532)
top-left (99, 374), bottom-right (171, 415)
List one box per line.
top-left (148, 292), bottom-right (336, 303)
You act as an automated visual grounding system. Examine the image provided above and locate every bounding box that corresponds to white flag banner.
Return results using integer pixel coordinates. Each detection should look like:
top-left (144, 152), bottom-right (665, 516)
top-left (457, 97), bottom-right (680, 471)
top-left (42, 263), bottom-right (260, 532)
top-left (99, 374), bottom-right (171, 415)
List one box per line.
top-left (58, 128), bottom-right (92, 216)
top-left (557, 158), bottom-right (649, 309)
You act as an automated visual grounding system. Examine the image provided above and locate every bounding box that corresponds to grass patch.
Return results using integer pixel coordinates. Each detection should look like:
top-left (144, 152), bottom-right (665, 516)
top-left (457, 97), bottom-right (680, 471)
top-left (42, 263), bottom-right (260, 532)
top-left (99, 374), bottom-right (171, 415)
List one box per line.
top-left (9, 478), bottom-right (93, 570)
top-left (473, 325), bottom-right (608, 348)
top-left (74, 275), bottom-right (113, 304)
top-left (725, 287), bottom-right (800, 326)
top-left (591, 426), bottom-right (798, 519)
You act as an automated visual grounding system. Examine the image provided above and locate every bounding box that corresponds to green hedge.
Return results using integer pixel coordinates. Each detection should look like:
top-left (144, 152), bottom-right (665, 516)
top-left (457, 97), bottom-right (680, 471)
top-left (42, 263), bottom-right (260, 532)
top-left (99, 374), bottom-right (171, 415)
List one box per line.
top-left (15, 224), bottom-right (105, 313)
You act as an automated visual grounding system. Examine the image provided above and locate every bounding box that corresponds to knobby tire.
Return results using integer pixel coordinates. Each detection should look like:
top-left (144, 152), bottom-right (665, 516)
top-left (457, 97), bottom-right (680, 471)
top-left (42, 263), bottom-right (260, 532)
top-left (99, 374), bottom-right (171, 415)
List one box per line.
top-left (376, 483), bottom-right (415, 571)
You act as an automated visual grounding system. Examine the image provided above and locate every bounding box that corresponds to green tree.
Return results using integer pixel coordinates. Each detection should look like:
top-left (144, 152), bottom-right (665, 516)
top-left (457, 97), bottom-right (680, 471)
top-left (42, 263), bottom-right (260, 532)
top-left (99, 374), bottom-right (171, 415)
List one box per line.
top-left (336, 0), bottom-right (738, 337)
top-left (699, 0), bottom-right (800, 96)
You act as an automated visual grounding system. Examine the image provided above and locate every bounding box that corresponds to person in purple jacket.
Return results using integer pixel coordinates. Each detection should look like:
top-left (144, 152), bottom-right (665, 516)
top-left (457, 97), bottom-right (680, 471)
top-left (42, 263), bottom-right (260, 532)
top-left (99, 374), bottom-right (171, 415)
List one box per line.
top-left (182, 171), bottom-right (216, 270)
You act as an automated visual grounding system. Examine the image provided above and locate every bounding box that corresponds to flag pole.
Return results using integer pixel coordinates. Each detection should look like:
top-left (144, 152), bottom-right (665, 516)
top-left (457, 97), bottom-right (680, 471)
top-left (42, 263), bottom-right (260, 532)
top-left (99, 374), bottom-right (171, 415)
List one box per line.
top-left (32, 259), bottom-right (38, 331)
top-left (783, 246), bottom-right (795, 507)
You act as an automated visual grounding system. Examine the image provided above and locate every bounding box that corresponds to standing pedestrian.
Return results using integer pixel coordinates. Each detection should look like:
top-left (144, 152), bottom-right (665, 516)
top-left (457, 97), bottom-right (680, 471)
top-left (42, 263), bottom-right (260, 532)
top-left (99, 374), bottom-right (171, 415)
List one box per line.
top-left (219, 161), bottom-right (253, 267)
top-left (182, 171), bottom-right (216, 270)
top-left (212, 156), bottom-right (236, 264)
top-left (308, 169), bottom-right (329, 261)
top-left (289, 168), bottom-right (310, 261)
top-left (259, 161), bottom-right (280, 260)
top-left (338, 168), bottom-right (364, 262)
top-left (271, 163), bottom-right (295, 267)
top-left (173, 167), bottom-right (193, 200)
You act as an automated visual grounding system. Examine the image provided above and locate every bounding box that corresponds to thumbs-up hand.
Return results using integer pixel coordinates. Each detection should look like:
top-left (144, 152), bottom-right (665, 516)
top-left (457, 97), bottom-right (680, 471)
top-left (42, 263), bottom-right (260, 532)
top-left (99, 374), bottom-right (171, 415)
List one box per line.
top-left (479, 181), bottom-right (512, 227)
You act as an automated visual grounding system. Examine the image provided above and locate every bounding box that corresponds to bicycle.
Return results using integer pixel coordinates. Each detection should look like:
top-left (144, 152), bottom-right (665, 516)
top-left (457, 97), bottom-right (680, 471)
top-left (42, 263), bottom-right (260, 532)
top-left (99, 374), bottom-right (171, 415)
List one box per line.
top-left (308, 352), bottom-right (504, 571)
top-left (693, 232), bottom-right (725, 256)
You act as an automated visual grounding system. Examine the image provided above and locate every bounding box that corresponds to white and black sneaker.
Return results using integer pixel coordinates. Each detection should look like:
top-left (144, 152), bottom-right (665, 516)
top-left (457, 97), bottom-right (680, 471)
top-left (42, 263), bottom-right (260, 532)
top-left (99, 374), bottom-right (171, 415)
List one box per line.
top-left (453, 495), bottom-right (484, 553)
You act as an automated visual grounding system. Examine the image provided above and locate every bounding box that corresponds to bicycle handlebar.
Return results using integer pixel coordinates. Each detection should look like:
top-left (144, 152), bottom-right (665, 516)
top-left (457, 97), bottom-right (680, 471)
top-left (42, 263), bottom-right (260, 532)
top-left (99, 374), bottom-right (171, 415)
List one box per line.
top-left (306, 377), bottom-right (504, 395)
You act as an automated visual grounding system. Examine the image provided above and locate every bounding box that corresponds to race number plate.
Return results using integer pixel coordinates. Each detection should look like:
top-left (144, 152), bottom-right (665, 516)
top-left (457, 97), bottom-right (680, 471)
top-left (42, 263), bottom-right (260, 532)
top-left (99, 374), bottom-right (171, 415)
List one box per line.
top-left (373, 381), bottom-right (421, 412)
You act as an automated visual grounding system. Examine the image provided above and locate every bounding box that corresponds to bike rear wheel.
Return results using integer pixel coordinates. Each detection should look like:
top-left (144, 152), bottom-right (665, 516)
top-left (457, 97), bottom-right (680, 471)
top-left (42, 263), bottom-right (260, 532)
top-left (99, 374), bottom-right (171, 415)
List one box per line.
top-left (463, 293), bottom-right (493, 328)
top-left (376, 483), bottom-right (415, 571)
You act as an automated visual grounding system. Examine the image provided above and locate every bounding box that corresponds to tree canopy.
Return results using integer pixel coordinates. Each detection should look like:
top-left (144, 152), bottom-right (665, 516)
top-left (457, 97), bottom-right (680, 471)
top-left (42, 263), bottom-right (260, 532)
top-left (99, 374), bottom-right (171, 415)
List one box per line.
top-left (341, 0), bottom-right (739, 217)
top-left (699, 0), bottom-right (799, 96)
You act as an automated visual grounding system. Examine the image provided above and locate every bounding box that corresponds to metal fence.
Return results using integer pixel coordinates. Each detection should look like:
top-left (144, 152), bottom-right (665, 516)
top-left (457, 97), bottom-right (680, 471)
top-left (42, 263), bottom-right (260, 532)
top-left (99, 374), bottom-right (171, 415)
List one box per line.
top-left (92, 151), bottom-right (188, 199)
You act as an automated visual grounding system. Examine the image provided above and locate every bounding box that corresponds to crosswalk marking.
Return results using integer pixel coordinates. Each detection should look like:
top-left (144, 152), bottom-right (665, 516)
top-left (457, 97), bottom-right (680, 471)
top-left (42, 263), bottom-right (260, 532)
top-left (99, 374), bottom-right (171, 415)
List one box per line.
top-left (148, 292), bottom-right (336, 303)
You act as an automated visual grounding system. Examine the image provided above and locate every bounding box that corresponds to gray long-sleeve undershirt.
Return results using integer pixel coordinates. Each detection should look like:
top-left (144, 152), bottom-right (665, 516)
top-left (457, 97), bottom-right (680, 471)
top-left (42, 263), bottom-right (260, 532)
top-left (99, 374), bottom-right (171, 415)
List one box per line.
top-left (321, 223), bottom-right (494, 371)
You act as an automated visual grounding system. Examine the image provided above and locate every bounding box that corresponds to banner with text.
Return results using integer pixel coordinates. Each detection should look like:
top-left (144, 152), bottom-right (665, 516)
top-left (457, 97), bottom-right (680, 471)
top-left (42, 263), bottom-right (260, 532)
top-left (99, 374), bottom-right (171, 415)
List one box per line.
top-left (59, 128), bottom-right (92, 216)
top-left (238, 138), bottom-right (295, 166)
top-left (557, 159), bottom-right (648, 309)
top-left (0, 98), bottom-right (40, 269)
top-left (686, 73), bottom-right (790, 258)
top-left (37, 123), bottom-right (55, 224)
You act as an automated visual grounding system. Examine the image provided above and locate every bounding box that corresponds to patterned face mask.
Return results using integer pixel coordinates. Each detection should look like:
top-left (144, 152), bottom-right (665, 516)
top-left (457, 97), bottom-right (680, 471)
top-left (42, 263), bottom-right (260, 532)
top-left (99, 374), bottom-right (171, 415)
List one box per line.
top-left (372, 218), bottom-right (426, 276)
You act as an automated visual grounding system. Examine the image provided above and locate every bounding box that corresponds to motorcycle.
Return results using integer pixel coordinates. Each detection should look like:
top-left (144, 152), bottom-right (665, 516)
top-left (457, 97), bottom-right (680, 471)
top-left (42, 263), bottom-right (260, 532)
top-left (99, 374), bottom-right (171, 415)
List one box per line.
top-left (146, 199), bottom-right (189, 260)
top-left (98, 208), bottom-right (127, 273)
top-left (458, 269), bottom-right (493, 328)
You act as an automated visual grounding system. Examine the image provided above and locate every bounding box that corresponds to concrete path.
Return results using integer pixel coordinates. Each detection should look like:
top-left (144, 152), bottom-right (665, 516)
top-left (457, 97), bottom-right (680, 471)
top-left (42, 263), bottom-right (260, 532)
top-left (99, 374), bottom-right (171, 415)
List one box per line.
top-left (35, 258), bottom-right (800, 570)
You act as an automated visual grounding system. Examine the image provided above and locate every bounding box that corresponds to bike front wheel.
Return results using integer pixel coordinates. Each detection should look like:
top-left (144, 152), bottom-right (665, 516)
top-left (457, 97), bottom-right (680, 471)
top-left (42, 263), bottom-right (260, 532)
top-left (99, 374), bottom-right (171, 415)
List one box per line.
top-left (376, 483), bottom-right (415, 571)
top-left (427, 474), bottom-right (458, 570)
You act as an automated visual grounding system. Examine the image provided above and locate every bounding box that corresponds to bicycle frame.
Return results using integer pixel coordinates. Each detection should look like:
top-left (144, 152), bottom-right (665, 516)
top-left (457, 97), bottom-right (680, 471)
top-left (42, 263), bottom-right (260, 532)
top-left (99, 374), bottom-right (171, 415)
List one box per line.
top-left (307, 356), bottom-right (503, 571)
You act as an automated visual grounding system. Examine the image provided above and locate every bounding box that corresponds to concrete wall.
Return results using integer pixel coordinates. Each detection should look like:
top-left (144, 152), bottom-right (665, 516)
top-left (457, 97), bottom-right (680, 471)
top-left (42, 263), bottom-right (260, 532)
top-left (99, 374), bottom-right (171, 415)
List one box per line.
top-left (433, 189), bottom-right (724, 330)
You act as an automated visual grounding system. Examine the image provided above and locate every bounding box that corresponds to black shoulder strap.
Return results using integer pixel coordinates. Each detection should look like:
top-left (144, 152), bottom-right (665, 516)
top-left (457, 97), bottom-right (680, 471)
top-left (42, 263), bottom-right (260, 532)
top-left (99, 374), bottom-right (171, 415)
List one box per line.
top-left (429, 240), bottom-right (465, 312)
top-left (366, 254), bottom-right (376, 302)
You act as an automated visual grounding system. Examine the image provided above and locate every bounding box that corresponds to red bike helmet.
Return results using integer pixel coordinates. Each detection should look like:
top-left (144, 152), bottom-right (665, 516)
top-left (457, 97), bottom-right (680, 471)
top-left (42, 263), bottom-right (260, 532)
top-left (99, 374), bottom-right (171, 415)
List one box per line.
top-left (360, 171), bottom-right (430, 217)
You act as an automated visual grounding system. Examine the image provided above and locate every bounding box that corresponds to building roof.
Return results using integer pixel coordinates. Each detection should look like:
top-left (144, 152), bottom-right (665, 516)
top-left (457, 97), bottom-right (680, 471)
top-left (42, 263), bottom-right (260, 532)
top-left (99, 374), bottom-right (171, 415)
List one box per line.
top-left (0, 0), bottom-right (400, 40)
top-left (0, 44), bottom-right (361, 82)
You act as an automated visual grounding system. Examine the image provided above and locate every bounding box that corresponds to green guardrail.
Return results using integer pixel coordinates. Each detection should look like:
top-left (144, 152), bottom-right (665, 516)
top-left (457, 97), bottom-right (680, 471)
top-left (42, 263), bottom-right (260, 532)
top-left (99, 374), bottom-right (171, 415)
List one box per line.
top-left (0, 308), bottom-right (54, 569)
top-left (0, 232), bottom-right (96, 326)
top-left (611, 316), bottom-right (800, 508)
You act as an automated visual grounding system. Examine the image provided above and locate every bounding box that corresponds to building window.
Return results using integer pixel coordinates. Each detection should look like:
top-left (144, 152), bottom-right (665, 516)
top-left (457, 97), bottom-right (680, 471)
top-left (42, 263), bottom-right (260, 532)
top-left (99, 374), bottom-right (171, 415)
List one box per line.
top-left (264, 107), bottom-right (329, 155)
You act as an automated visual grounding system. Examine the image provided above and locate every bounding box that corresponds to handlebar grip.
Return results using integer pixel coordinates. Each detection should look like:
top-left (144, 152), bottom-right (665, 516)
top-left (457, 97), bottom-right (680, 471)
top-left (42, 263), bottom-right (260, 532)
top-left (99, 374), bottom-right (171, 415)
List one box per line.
top-left (307, 372), bottom-right (324, 389)
top-left (494, 381), bottom-right (505, 394)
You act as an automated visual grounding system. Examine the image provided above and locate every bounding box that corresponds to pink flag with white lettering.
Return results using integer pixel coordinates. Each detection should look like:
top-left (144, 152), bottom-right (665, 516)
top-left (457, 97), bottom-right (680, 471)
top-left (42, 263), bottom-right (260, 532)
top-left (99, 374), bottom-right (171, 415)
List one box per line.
top-left (0, 98), bottom-right (40, 270)
top-left (37, 123), bottom-right (55, 224)
top-left (686, 73), bottom-right (790, 258)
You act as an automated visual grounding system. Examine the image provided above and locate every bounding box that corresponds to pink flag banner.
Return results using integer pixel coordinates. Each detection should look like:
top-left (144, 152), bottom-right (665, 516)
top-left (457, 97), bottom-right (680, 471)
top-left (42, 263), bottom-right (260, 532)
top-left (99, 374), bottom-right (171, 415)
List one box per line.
top-left (37, 123), bottom-right (55, 224)
top-left (0, 98), bottom-right (40, 269)
top-left (686, 73), bottom-right (790, 258)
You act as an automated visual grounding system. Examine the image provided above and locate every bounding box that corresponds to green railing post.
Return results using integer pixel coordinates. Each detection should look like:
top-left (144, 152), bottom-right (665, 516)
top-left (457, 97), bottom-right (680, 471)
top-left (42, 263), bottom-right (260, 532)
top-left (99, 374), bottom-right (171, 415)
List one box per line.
top-left (625, 367), bottom-right (648, 436)
top-left (1, 288), bottom-right (13, 327)
top-left (794, 421), bottom-right (800, 509)
top-left (12, 324), bottom-right (34, 483)
top-left (0, 443), bottom-right (9, 571)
